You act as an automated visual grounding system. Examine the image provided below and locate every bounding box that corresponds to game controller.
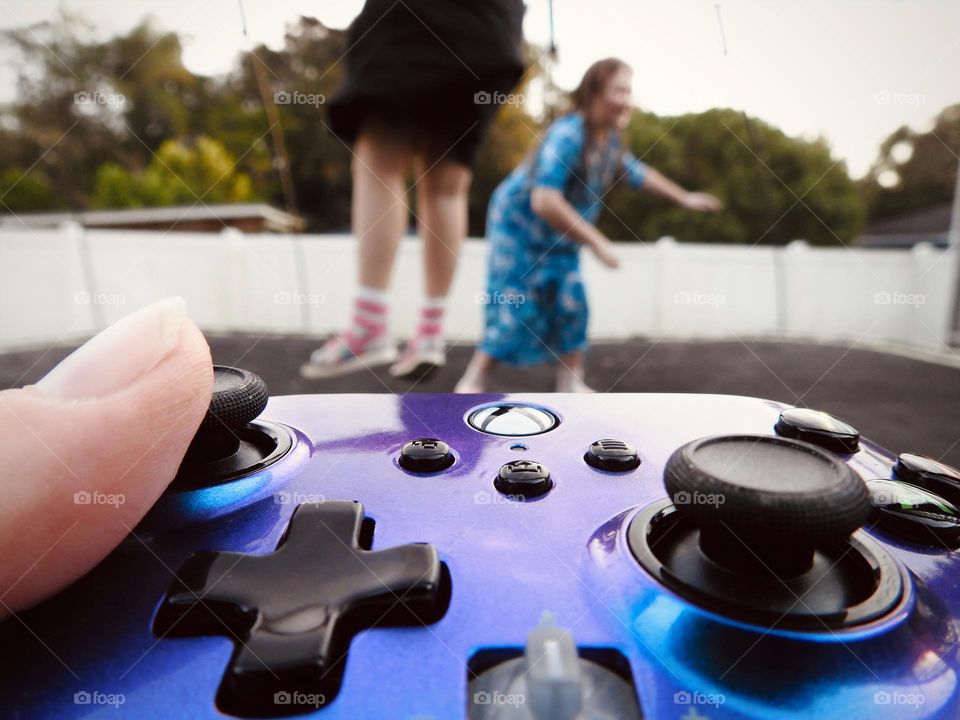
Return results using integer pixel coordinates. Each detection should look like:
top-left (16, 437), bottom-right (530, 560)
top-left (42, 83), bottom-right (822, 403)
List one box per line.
top-left (4, 366), bottom-right (960, 718)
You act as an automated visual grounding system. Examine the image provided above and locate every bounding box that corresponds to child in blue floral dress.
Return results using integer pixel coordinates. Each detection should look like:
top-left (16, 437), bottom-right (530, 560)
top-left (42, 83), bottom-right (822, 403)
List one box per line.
top-left (456, 58), bottom-right (722, 392)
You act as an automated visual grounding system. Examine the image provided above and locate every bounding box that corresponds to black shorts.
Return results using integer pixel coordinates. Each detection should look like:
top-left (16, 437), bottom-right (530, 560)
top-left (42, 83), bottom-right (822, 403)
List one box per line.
top-left (326, 0), bottom-right (525, 168)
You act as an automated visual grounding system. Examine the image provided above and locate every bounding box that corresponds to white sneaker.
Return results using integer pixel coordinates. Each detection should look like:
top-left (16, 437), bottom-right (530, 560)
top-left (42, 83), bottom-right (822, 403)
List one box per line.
top-left (300, 334), bottom-right (397, 379)
top-left (557, 379), bottom-right (596, 393)
top-left (453, 376), bottom-right (486, 393)
top-left (555, 370), bottom-right (595, 393)
top-left (389, 336), bottom-right (447, 379)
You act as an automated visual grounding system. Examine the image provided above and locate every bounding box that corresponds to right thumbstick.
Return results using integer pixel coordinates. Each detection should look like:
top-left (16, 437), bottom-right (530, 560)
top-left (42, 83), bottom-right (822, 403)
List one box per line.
top-left (664, 434), bottom-right (871, 577)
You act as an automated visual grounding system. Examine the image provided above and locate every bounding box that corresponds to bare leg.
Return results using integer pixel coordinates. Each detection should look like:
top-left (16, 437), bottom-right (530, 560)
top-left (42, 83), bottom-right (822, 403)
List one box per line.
top-left (416, 157), bottom-right (472, 297)
top-left (389, 156), bottom-right (472, 379)
top-left (301, 122), bottom-right (412, 378)
top-left (555, 351), bottom-right (594, 393)
top-left (454, 350), bottom-right (498, 393)
top-left (354, 122), bottom-right (413, 290)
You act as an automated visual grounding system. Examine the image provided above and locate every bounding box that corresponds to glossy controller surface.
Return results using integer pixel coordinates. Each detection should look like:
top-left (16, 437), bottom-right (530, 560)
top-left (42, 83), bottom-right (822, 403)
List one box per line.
top-left (2, 393), bottom-right (958, 718)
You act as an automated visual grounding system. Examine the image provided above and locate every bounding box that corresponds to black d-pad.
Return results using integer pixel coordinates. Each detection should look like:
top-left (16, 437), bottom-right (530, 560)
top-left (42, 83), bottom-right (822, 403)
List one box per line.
top-left (153, 501), bottom-right (448, 717)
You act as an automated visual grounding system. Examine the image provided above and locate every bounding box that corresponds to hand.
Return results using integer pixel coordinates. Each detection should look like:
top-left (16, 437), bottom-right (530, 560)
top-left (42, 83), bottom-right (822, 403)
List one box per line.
top-left (0, 298), bottom-right (212, 617)
top-left (681, 191), bottom-right (723, 212)
top-left (589, 236), bottom-right (621, 269)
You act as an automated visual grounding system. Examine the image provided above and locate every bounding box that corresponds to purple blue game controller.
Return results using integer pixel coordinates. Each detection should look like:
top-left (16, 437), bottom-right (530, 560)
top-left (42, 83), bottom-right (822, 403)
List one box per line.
top-left (4, 366), bottom-right (960, 718)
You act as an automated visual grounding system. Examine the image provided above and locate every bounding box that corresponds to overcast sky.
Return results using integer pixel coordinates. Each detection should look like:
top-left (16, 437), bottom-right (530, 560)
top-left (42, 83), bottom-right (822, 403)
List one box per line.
top-left (1, 0), bottom-right (958, 178)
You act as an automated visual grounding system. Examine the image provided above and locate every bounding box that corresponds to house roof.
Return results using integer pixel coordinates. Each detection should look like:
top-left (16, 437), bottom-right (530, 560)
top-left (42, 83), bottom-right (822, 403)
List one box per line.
top-left (0, 203), bottom-right (305, 233)
top-left (856, 202), bottom-right (955, 248)
top-left (863, 203), bottom-right (953, 235)
top-left (856, 232), bottom-right (949, 249)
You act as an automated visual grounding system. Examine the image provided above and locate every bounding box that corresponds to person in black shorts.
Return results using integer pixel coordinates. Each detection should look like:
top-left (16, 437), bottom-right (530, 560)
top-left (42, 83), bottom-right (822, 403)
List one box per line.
top-left (301, 0), bottom-right (525, 380)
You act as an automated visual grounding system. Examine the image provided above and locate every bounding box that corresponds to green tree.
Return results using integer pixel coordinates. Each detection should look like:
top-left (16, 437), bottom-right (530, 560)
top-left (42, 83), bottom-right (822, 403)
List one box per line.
top-left (0, 11), bottom-right (869, 244)
top-left (232, 18), bottom-right (355, 231)
top-left (601, 108), bottom-right (864, 246)
top-left (2, 10), bottom-right (122, 208)
top-left (861, 103), bottom-right (960, 221)
top-left (0, 167), bottom-right (59, 212)
top-left (0, 12), bottom-right (545, 232)
top-left (1, 12), bottom-right (205, 207)
top-left (91, 136), bottom-right (255, 208)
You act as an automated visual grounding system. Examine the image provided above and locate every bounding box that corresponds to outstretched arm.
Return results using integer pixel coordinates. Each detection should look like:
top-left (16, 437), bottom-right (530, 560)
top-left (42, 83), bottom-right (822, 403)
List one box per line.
top-left (622, 151), bottom-right (723, 212)
top-left (641, 167), bottom-right (723, 211)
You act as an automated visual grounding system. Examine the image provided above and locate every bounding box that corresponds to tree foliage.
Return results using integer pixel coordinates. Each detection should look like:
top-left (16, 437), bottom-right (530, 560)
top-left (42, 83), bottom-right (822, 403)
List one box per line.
top-left (601, 108), bottom-right (864, 245)
top-left (0, 11), bottom-right (901, 246)
top-left (91, 136), bottom-right (254, 208)
top-left (860, 104), bottom-right (960, 220)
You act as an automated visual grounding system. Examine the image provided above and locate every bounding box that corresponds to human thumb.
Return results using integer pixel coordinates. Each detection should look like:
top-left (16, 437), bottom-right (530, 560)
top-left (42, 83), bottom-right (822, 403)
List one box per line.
top-left (0, 297), bottom-right (212, 616)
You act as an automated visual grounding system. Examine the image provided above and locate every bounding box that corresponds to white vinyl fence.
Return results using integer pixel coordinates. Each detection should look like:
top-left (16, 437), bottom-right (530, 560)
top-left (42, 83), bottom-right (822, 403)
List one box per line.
top-left (1, 223), bottom-right (957, 350)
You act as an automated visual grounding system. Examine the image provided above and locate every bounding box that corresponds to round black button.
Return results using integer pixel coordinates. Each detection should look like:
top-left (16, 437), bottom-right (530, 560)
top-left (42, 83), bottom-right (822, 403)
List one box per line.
top-left (584, 439), bottom-right (641, 472)
top-left (398, 438), bottom-right (455, 473)
top-left (894, 453), bottom-right (960, 504)
top-left (866, 479), bottom-right (960, 547)
top-left (775, 407), bottom-right (860, 454)
top-left (495, 460), bottom-right (552, 499)
top-left (467, 403), bottom-right (559, 436)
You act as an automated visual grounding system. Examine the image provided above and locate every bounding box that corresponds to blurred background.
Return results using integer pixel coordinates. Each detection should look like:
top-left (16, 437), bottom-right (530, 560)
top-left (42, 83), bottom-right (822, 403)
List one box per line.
top-left (1, 0), bottom-right (959, 462)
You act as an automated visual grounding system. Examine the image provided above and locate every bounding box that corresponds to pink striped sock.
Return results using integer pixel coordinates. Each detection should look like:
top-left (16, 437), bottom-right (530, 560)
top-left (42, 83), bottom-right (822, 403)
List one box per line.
top-left (341, 292), bottom-right (387, 354)
top-left (415, 298), bottom-right (446, 344)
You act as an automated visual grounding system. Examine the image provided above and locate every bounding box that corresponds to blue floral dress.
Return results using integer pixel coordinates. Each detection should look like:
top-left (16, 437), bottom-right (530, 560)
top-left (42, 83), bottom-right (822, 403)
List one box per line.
top-left (479, 112), bottom-right (648, 365)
